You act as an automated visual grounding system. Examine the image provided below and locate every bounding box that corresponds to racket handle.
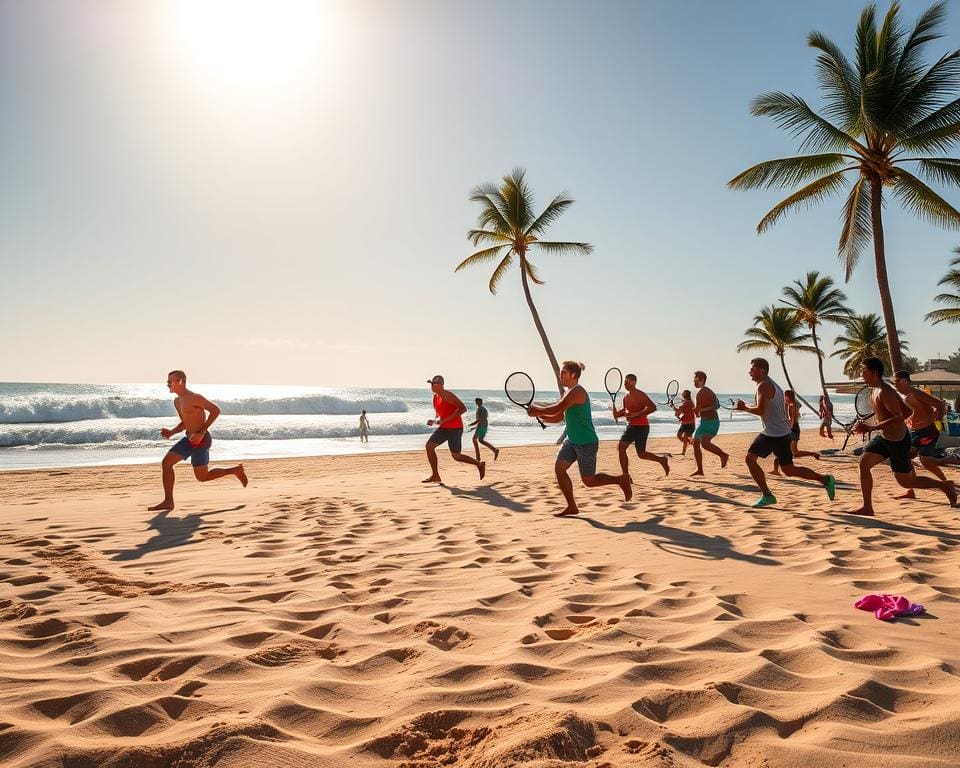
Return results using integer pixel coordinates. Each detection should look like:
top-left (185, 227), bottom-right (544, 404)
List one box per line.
top-left (537, 417), bottom-right (546, 429)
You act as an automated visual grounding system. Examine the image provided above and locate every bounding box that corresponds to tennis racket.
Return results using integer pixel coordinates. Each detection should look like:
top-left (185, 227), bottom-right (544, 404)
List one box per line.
top-left (605, 367), bottom-right (623, 423)
top-left (855, 386), bottom-right (875, 421)
top-left (658, 379), bottom-right (680, 406)
top-left (716, 397), bottom-right (739, 411)
top-left (505, 371), bottom-right (546, 429)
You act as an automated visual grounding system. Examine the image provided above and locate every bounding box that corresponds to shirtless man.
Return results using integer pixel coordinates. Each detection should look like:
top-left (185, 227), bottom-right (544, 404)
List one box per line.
top-left (849, 358), bottom-right (956, 516)
top-left (149, 370), bottom-right (247, 512)
top-left (613, 373), bottom-right (669, 477)
top-left (736, 358), bottom-right (835, 508)
top-left (893, 370), bottom-right (960, 500)
top-left (423, 375), bottom-right (486, 484)
top-left (359, 410), bottom-right (370, 442)
top-left (674, 390), bottom-right (696, 456)
top-left (691, 370), bottom-right (729, 476)
top-left (468, 397), bottom-right (499, 462)
top-left (527, 360), bottom-right (632, 517)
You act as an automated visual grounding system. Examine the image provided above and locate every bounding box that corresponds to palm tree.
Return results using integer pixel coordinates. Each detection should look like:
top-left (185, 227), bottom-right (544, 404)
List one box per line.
top-left (737, 305), bottom-right (820, 410)
top-left (924, 248), bottom-right (960, 325)
top-left (729, 2), bottom-right (960, 373)
top-left (831, 313), bottom-right (909, 377)
top-left (781, 271), bottom-right (853, 408)
top-left (458, 168), bottom-right (592, 393)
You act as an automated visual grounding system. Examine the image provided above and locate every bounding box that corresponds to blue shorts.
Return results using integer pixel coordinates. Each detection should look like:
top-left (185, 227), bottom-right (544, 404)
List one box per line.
top-left (170, 432), bottom-right (212, 467)
top-left (694, 418), bottom-right (720, 439)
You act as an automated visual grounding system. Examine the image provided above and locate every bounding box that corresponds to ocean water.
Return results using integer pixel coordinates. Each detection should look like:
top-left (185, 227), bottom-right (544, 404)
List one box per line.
top-left (0, 382), bottom-right (855, 471)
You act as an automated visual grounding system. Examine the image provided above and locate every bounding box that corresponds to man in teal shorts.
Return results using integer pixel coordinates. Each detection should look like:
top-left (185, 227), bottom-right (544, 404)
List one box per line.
top-left (691, 370), bottom-right (729, 477)
top-left (469, 397), bottom-right (499, 462)
top-left (526, 360), bottom-right (632, 517)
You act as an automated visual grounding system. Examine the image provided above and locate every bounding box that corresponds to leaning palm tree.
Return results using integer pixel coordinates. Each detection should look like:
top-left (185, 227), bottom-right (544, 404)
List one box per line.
top-left (729, 1), bottom-right (960, 373)
top-left (924, 248), bottom-right (960, 325)
top-left (781, 271), bottom-right (853, 407)
top-left (737, 305), bottom-right (820, 410)
top-left (458, 168), bottom-right (592, 393)
top-left (831, 313), bottom-right (909, 377)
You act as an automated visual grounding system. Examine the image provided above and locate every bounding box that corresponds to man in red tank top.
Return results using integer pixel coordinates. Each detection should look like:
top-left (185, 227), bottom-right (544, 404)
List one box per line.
top-left (423, 375), bottom-right (486, 484)
top-left (613, 374), bottom-right (669, 478)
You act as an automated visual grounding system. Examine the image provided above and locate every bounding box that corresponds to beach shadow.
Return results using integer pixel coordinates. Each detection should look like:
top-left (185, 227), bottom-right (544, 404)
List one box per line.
top-left (665, 487), bottom-right (748, 508)
top-left (445, 484), bottom-right (529, 513)
top-left (572, 513), bottom-right (780, 566)
top-left (826, 513), bottom-right (960, 542)
top-left (109, 505), bottom-right (245, 561)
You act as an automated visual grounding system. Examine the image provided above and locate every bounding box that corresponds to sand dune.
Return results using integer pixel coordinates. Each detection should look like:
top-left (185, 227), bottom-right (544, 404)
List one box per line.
top-left (2, 433), bottom-right (959, 767)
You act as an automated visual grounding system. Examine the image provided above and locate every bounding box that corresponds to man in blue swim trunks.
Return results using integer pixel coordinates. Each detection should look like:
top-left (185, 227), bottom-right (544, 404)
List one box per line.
top-left (148, 370), bottom-right (247, 512)
top-left (691, 370), bottom-right (729, 477)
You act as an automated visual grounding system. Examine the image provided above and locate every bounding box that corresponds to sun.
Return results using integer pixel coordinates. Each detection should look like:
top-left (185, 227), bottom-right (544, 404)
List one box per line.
top-left (170, 0), bottom-right (326, 94)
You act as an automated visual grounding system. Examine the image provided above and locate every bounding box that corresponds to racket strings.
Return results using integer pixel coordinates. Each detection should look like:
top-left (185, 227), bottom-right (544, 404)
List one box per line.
top-left (505, 372), bottom-right (535, 407)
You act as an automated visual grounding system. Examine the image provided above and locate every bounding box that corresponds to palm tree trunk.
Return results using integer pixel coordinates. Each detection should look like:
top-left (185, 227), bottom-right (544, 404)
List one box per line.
top-left (518, 255), bottom-right (563, 395)
top-left (776, 353), bottom-right (810, 412)
top-left (870, 180), bottom-right (904, 372)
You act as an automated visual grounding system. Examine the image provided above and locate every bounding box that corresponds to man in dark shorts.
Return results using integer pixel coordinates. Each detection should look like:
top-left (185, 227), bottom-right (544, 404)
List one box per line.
top-left (892, 370), bottom-right (960, 501)
top-left (674, 390), bottom-right (696, 455)
top-left (149, 370), bottom-right (247, 512)
top-left (735, 358), bottom-right (835, 508)
top-left (849, 358), bottom-right (957, 516)
top-left (422, 375), bottom-right (486, 484)
top-left (468, 397), bottom-right (499, 462)
top-left (613, 373), bottom-right (668, 477)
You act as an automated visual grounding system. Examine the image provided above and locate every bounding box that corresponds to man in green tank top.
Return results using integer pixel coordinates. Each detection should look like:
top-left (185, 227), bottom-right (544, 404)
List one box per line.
top-left (527, 360), bottom-right (632, 517)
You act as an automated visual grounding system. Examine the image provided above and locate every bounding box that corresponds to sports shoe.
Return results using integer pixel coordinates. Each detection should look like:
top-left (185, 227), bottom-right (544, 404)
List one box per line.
top-left (824, 474), bottom-right (836, 501)
top-left (752, 494), bottom-right (777, 508)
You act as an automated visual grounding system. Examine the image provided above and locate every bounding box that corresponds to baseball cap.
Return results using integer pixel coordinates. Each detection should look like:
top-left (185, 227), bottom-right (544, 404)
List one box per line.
top-left (427, 375), bottom-right (444, 385)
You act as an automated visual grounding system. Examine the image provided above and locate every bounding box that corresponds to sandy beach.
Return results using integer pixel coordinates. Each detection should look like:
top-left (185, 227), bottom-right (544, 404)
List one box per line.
top-left (2, 433), bottom-right (959, 767)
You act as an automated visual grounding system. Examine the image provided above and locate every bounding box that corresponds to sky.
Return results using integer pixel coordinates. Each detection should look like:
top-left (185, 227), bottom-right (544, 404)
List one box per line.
top-left (1, 0), bottom-right (958, 395)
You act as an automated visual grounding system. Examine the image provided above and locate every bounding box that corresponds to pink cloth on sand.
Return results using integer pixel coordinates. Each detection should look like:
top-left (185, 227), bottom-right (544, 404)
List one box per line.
top-left (855, 594), bottom-right (925, 621)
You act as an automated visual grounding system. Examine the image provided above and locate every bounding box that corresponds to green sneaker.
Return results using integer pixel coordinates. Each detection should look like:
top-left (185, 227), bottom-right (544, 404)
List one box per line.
top-left (824, 474), bottom-right (836, 501)
top-left (752, 494), bottom-right (777, 508)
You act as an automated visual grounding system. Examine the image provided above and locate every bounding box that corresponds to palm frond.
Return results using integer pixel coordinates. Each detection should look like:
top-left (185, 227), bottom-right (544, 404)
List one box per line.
top-left (525, 193), bottom-right (574, 238)
top-left (885, 51), bottom-right (960, 132)
top-left (468, 185), bottom-right (513, 234)
top-left (808, 31), bottom-right (861, 128)
top-left (502, 168), bottom-right (535, 234)
top-left (901, 97), bottom-right (960, 151)
top-left (924, 307), bottom-right (960, 324)
top-left (487, 253), bottom-right (514, 295)
top-left (750, 92), bottom-right (863, 152)
top-left (837, 177), bottom-right (873, 280)
top-left (890, 167), bottom-right (960, 228)
top-left (756, 171), bottom-right (849, 234)
top-left (467, 229), bottom-right (512, 247)
top-left (736, 339), bottom-right (773, 353)
top-left (910, 157), bottom-right (960, 188)
top-left (532, 241), bottom-right (594, 256)
top-left (455, 245), bottom-right (509, 273)
top-left (523, 258), bottom-right (545, 285)
top-left (728, 153), bottom-right (850, 190)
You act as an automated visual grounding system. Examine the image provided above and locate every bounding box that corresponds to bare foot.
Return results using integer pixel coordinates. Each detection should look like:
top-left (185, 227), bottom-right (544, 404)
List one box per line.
top-left (237, 465), bottom-right (248, 487)
top-left (690, 470), bottom-right (704, 477)
top-left (894, 490), bottom-right (916, 500)
top-left (421, 475), bottom-right (441, 483)
top-left (554, 507), bottom-right (579, 517)
top-left (148, 501), bottom-right (174, 512)
top-left (620, 475), bottom-right (633, 501)
top-left (494, 448), bottom-right (500, 461)
top-left (478, 461), bottom-right (486, 481)
top-left (720, 453), bottom-right (729, 469)
top-left (660, 457), bottom-right (670, 477)
top-left (771, 471), bottom-right (782, 476)
top-left (844, 507), bottom-right (876, 516)
top-left (946, 482), bottom-right (958, 508)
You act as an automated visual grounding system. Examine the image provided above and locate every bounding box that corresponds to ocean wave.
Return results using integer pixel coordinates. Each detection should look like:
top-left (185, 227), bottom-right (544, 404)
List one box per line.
top-left (0, 393), bottom-right (409, 424)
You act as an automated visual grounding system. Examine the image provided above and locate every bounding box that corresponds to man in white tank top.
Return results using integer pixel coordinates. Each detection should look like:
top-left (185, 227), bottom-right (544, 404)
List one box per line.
top-left (734, 357), bottom-right (836, 508)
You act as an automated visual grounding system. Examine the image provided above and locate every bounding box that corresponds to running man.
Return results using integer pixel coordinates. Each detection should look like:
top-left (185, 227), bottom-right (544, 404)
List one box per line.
top-left (818, 394), bottom-right (834, 439)
top-left (613, 374), bottom-right (669, 476)
top-left (149, 370), bottom-right (247, 512)
top-left (469, 397), bottom-right (499, 462)
top-left (527, 360), bottom-right (632, 517)
top-left (674, 390), bottom-right (696, 456)
top-left (691, 370), bottom-right (729, 476)
top-left (735, 358), bottom-right (836, 508)
top-left (849, 358), bottom-right (957, 516)
top-left (772, 389), bottom-right (821, 475)
top-left (423, 375), bottom-right (486, 484)
top-left (359, 410), bottom-right (370, 443)
top-left (893, 370), bottom-right (960, 501)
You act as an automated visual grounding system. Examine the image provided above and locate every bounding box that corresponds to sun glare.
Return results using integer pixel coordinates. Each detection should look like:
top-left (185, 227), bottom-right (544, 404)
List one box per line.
top-left (171, 0), bottom-right (325, 94)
